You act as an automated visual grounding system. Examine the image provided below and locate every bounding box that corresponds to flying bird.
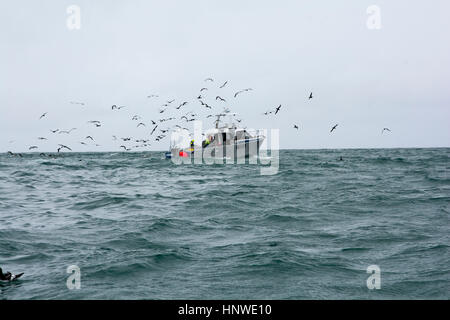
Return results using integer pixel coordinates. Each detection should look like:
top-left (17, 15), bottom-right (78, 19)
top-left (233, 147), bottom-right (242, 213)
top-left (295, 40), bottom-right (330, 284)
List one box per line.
top-left (216, 96), bottom-right (226, 102)
top-left (275, 105), bottom-right (282, 115)
top-left (200, 88), bottom-right (208, 92)
top-left (204, 78), bottom-right (214, 82)
top-left (294, 124), bottom-right (299, 130)
top-left (234, 88), bottom-right (253, 98)
top-left (29, 146), bottom-right (38, 150)
top-left (151, 125), bottom-right (158, 135)
top-left (177, 102), bottom-right (188, 109)
top-left (308, 92), bottom-right (313, 100)
top-left (39, 112), bottom-right (48, 119)
top-left (382, 128), bottom-right (391, 134)
top-left (86, 136), bottom-right (94, 141)
top-left (219, 81), bottom-right (228, 89)
top-left (137, 123), bottom-right (146, 128)
top-left (330, 124), bottom-right (338, 133)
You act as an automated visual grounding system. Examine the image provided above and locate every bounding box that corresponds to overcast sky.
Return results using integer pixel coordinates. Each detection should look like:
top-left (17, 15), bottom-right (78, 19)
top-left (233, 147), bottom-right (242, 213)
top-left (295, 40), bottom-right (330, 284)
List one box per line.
top-left (1, 0), bottom-right (449, 152)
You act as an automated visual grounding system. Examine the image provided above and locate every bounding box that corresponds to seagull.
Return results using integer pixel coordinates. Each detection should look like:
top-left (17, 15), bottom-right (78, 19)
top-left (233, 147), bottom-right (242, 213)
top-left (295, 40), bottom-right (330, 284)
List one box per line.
top-left (70, 101), bottom-right (85, 106)
top-left (308, 92), bottom-right (313, 100)
top-left (151, 125), bottom-right (158, 135)
top-left (57, 144), bottom-right (72, 152)
top-left (294, 124), bottom-right (299, 130)
top-left (200, 88), bottom-right (208, 92)
top-left (177, 102), bottom-right (188, 109)
top-left (234, 88), bottom-right (253, 98)
top-left (132, 115), bottom-right (141, 121)
top-left (37, 137), bottom-right (47, 140)
top-left (137, 123), bottom-right (146, 128)
top-left (275, 105), bottom-right (282, 115)
top-left (216, 96), bottom-right (226, 102)
top-left (59, 128), bottom-right (77, 134)
top-left (204, 78), bottom-right (214, 82)
top-left (86, 136), bottom-right (94, 141)
top-left (159, 108), bottom-right (166, 114)
top-left (382, 128), bottom-right (391, 134)
top-left (167, 99), bottom-right (175, 104)
top-left (80, 142), bottom-right (87, 145)
top-left (330, 124), bottom-right (338, 133)
top-left (151, 120), bottom-right (156, 125)
top-left (219, 81), bottom-right (228, 89)
top-left (39, 112), bottom-right (48, 119)
top-left (29, 146), bottom-right (38, 150)
top-left (197, 95), bottom-right (203, 100)
top-left (50, 129), bottom-right (59, 133)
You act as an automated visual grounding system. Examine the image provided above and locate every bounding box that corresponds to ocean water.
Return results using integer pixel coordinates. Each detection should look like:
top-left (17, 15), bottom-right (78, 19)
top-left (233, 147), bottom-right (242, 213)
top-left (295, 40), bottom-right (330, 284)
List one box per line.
top-left (0, 148), bottom-right (449, 300)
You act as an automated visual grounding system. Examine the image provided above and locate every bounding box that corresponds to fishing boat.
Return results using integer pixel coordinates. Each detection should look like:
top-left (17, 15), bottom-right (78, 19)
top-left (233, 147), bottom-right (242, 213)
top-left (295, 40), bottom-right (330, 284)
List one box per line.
top-left (166, 112), bottom-right (265, 160)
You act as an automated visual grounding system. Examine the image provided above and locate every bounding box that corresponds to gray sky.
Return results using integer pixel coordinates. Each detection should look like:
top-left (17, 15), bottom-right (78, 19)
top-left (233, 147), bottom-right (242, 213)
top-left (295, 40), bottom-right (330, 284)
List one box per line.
top-left (1, 0), bottom-right (449, 152)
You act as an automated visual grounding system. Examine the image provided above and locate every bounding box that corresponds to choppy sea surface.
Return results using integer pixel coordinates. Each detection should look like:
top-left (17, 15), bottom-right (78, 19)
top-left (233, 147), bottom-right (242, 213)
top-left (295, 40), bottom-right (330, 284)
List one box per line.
top-left (0, 148), bottom-right (449, 299)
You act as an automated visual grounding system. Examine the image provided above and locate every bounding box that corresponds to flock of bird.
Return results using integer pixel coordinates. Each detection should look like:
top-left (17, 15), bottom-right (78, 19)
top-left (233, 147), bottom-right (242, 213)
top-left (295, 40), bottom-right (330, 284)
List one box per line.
top-left (6, 78), bottom-right (391, 157)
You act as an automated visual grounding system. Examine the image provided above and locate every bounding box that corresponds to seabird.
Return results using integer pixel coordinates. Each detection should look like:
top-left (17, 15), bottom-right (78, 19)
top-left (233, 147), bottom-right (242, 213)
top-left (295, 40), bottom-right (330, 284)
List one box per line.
top-left (39, 112), bottom-right (48, 119)
top-left (86, 136), bottom-right (94, 141)
top-left (216, 96), bottom-right (226, 102)
top-left (234, 88), bottom-right (253, 98)
top-left (330, 124), bottom-right (338, 133)
top-left (219, 81), bottom-right (228, 88)
top-left (29, 146), bottom-right (38, 150)
top-left (308, 92), bottom-right (313, 100)
top-left (0, 268), bottom-right (24, 281)
top-left (151, 125), bottom-right (158, 135)
top-left (294, 124), bottom-right (299, 130)
top-left (275, 105), bottom-right (282, 115)
top-left (200, 88), bottom-right (208, 92)
top-left (204, 78), bottom-right (214, 82)
top-left (137, 123), bottom-right (146, 128)
top-left (382, 128), bottom-right (391, 134)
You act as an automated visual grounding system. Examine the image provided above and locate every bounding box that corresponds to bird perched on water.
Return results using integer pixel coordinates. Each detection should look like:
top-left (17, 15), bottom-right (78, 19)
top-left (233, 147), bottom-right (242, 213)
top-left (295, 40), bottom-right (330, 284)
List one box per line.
top-left (275, 105), bottom-right (282, 115)
top-left (0, 268), bottom-right (24, 281)
top-left (330, 124), bottom-right (338, 133)
top-left (29, 146), bottom-right (38, 150)
top-left (382, 128), bottom-right (391, 134)
top-left (39, 112), bottom-right (48, 119)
